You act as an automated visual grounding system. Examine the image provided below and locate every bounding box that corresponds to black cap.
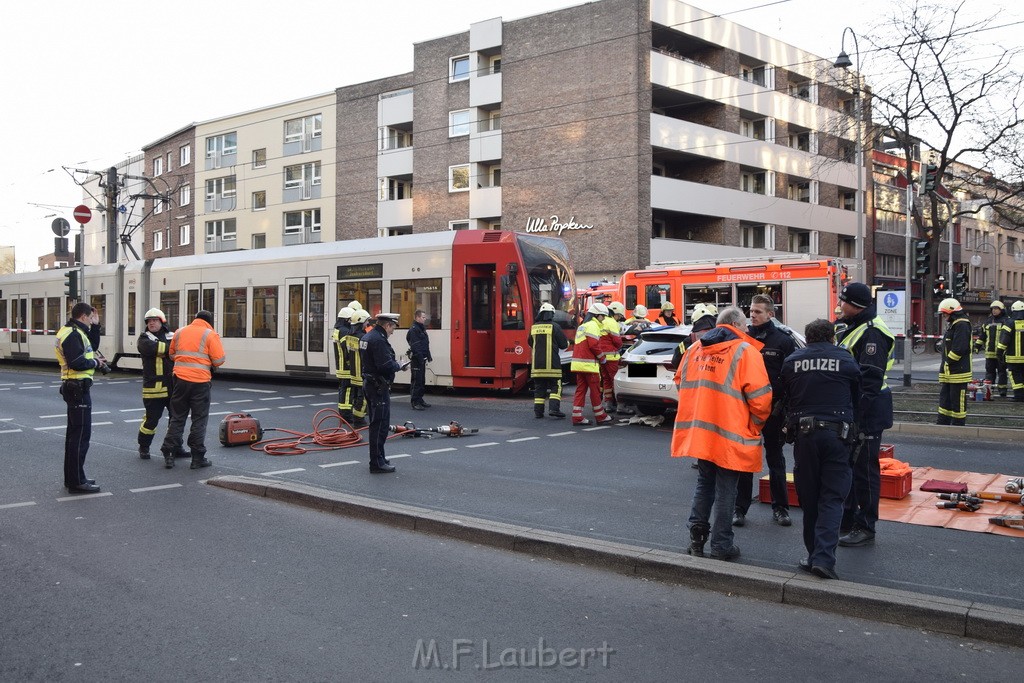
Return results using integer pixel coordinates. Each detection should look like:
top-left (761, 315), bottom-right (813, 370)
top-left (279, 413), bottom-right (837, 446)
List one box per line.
top-left (691, 315), bottom-right (715, 333)
top-left (195, 310), bottom-right (214, 325)
top-left (838, 282), bottom-right (872, 309)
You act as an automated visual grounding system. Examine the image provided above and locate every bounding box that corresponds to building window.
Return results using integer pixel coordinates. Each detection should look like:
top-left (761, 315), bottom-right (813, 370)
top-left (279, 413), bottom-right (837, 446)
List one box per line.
top-left (252, 234), bottom-right (266, 250)
top-left (206, 219), bottom-right (237, 242)
top-left (875, 254), bottom-right (905, 278)
top-left (378, 178), bottom-right (412, 201)
top-left (153, 197), bottom-right (163, 215)
top-left (450, 55), bottom-right (470, 82)
top-left (284, 114), bottom-right (322, 143)
top-left (222, 287), bottom-right (247, 338)
top-left (378, 126), bottom-right (412, 151)
top-left (390, 279), bottom-right (443, 329)
top-left (843, 191), bottom-right (857, 212)
top-left (284, 162), bottom-right (321, 189)
top-left (789, 229), bottom-right (818, 254)
top-left (449, 110), bottom-right (471, 137)
top-left (206, 176), bottom-right (237, 207)
top-left (153, 230), bottom-right (163, 251)
top-left (284, 209), bottom-right (321, 234)
top-left (253, 148), bottom-right (267, 169)
top-left (740, 64), bottom-right (766, 86)
top-left (789, 131), bottom-right (811, 152)
top-left (741, 171), bottom-right (767, 195)
top-left (741, 224), bottom-right (774, 249)
top-left (153, 157), bottom-right (163, 177)
top-left (787, 181), bottom-right (815, 203)
top-left (449, 165), bottom-right (470, 192)
top-left (180, 185), bottom-right (191, 206)
top-left (166, 152), bottom-right (173, 173)
top-left (252, 191), bottom-right (266, 211)
top-left (180, 144), bottom-right (191, 166)
top-left (489, 55), bottom-right (502, 74)
top-left (179, 225), bottom-right (191, 246)
top-left (252, 286), bottom-right (278, 338)
top-left (449, 221), bottom-right (470, 231)
top-left (740, 118), bottom-right (766, 140)
top-left (789, 81), bottom-right (813, 102)
top-left (206, 132), bottom-right (238, 159)
top-left (838, 236), bottom-right (856, 259)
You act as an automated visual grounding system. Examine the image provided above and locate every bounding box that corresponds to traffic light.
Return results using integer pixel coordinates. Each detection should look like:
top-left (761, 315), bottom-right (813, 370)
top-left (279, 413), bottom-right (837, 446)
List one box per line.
top-left (954, 270), bottom-right (968, 295)
top-left (923, 164), bottom-right (939, 193)
top-left (64, 270), bottom-right (79, 299)
top-left (933, 276), bottom-right (946, 296)
top-left (914, 239), bottom-right (931, 277)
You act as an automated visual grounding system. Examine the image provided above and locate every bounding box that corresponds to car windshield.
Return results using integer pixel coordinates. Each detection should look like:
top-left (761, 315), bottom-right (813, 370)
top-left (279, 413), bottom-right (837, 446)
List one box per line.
top-left (628, 328), bottom-right (690, 358)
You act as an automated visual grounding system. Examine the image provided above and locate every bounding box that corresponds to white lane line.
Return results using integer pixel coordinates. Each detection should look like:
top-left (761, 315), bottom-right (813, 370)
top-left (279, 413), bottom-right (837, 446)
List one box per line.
top-left (93, 422), bottom-right (113, 427)
top-left (18, 386), bottom-right (43, 390)
top-left (548, 431), bottom-right (574, 437)
top-left (124, 419), bottom-right (144, 424)
top-left (260, 468), bottom-right (305, 476)
top-left (120, 408), bottom-right (146, 413)
top-left (582, 426), bottom-right (612, 432)
top-left (389, 453), bottom-right (412, 459)
top-left (0, 501), bottom-right (36, 510)
top-left (130, 484), bottom-right (183, 493)
top-left (22, 381), bottom-right (44, 385)
top-left (421, 448), bottom-right (455, 454)
top-left (93, 411), bottom-right (110, 415)
top-left (0, 417), bottom-right (13, 420)
top-left (0, 388), bottom-right (9, 391)
top-left (260, 397), bottom-right (284, 401)
top-left (320, 460), bottom-right (360, 468)
top-left (35, 426), bottom-right (66, 431)
top-left (277, 405), bottom-right (303, 410)
top-left (0, 383), bottom-right (15, 387)
top-left (291, 394), bottom-right (314, 398)
top-left (507, 437), bottom-right (539, 443)
top-left (310, 402), bottom-right (335, 406)
top-left (57, 492), bottom-right (113, 502)
top-left (230, 388), bottom-right (277, 394)
top-left (225, 400), bottom-right (252, 404)
top-left (0, 429), bottom-right (23, 434)
top-left (104, 381), bottom-right (131, 384)
top-left (40, 414), bottom-right (65, 419)
top-left (466, 442), bottom-right (499, 448)
top-left (243, 408), bottom-right (271, 413)
top-left (319, 392), bottom-right (335, 396)
top-left (210, 410), bottom-right (234, 416)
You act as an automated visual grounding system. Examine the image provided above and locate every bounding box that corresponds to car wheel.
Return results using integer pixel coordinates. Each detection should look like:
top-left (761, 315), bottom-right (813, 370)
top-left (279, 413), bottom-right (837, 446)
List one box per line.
top-left (635, 403), bottom-right (666, 417)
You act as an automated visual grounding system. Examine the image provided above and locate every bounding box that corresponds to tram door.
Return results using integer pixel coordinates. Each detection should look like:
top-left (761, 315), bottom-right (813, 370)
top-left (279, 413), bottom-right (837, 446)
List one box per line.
top-left (185, 283), bottom-right (217, 323)
top-left (464, 264), bottom-right (496, 368)
top-left (284, 276), bottom-right (329, 371)
top-left (12, 295), bottom-right (28, 352)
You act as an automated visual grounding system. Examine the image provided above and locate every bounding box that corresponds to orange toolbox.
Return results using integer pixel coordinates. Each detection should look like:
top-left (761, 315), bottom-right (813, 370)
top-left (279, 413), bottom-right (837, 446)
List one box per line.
top-left (759, 445), bottom-right (910, 504)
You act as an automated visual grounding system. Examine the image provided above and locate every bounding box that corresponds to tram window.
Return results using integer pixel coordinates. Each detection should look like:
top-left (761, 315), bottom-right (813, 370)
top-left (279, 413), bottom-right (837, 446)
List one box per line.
top-left (187, 290), bottom-right (199, 321)
top-left (90, 295), bottom-right (106, 336)
top-left (308, 283), bottom-right (326, 353)
top-left (502, 277), bottom-right (524, 330)
top-left (390, 278), bottom-right (442, 329)
top-left (337, 281), bottom-right (383, 317)
top-left (222, 287), bottom-right (247, 338)
top-left (46, 297), bottom-right (60, 335)
top-left (644, 284), bottom-right (671, 310)
top-left (31, 298), bottom-right (43, 335)
top-left (0, 300), bottom-right (7, 330)
top-left (470, 278), bottom-right (492, 331)
top-left (252, 286), bottom-right (278, 338)
top-left (160, 291), bottom-right (180, 331)
top-left (127, 292), bottom-right (136, 336)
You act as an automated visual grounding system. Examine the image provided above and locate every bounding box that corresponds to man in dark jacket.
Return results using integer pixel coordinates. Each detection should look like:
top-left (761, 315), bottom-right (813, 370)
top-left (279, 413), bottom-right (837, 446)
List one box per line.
top-left (136, 308), bottom-right (186, 460)
top-left (528, 303), bottom-right (569, 418)
top-left (734, 294), bottom-right (797, 528)
top-left (406, 309), bottom-right (432, 410)
top-left (361, 313), bottom-right (410, 473)
top-left (937, 298), bottom-right (972, 425)
top-left (977, 301), bottom-right (1008, 397)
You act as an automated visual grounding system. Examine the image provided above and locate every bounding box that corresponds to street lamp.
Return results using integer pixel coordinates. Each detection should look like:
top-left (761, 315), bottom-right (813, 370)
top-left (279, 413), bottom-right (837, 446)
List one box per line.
top-left (835, 28), bottom-right (864, 280)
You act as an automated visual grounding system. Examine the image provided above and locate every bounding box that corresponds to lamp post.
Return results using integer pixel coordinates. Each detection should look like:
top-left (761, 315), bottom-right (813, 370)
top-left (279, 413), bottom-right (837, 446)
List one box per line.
top-left (835, 28), bottom-right (864, 281)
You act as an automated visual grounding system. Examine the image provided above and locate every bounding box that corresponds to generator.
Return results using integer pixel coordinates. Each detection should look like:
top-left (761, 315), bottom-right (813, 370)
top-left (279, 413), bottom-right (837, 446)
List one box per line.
top-left (219, 412), bottom-right (264, 447)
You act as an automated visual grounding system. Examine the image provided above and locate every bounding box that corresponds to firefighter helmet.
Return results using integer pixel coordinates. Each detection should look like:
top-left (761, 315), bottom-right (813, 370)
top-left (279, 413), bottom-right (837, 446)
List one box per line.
top-left (633, 305), bottom-right (648, 319)
top-left (338, 306), bottom-right (354, 320)
top-left (144, 308), bottom-right (166, 323)
top-left (1012, 301), bottom-right (1024, 312)
top-left (538, 303), bottom-right (555, 313)
top-left (352, 309), bottom-right (370, 324)
top-left (938, 298), bottom-right (962, 314)
top-left (661, 301), bottom-right (675, 311)
top-left (348, 300), bottom-right (363, 311)
top-left (991, 300), bottom-right (1005, 310)
top-left (588, 302), bottom-right (609, 316)
top-left (607, 301), bottom-right (625, 316)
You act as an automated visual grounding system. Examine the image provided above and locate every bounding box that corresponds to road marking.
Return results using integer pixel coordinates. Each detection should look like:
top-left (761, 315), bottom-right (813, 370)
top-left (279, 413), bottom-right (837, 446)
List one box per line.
top-left (225, 399), bottom-right (252, 404)
top-left (40, 414), bottom-right (65, 419)
top-left (18, 386), bottom-right (42, 390)
top-left (93, 411), bottom-right (110, 415)
top-left (291, 394), bottom-right (315, 398)
top-left (260, 468), bottom-right (305, 476)
top-left (243, 408), bottom-right (271, 413)
top-left (260, 397), bottom-right (284, 401)
top-left (389, 453), bottom-right (412, 459)
top-left (104, 380), bottom-right (131, 385)
top-left (123, 419), bottom-right (144, 424)
top-left (57, 492), bottom-right (113, 502)
top-left (0, 429), bottom-right (23, 434)
top-left (548, 431), bottom-right (574, 437)
top-left (582, 425), bottom-right (612, 432)
top-left (507, 437), bottom-right (539, 443)
top-left (94, 422), bottom-right (113, 427)
top-left (276, 405), bottom-right (304, 410)
top-left (120, 408), bottom-right (146, 413)
top-left (130, 484), bottom-right (183, 493)
top-left (35, 425), bottom-right (66, 431)
top-left (320, 460), bottom-right (360, 468)
top-left (0, 417), bottom-right (13, 420)
top-left (421, 447), bottom-right (455, 454)
top-left (0, 501), bottom-right (36, 510)
top-left (466, 442), bottom-right (499, 448)
top-left (319, 392), bottom-right (335, 396)
top-left (310, 402), bottom-right (335, 406)
top-left (230, 388), bottom-right (276, 394)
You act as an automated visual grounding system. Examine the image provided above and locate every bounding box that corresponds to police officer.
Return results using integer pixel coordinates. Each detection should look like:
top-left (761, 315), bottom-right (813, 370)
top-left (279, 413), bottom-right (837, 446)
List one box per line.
top-left (998, 301), bottom-right (1024, 401)
top-left (834, 281), bottom-right (895, 548)
top-left (56, 302), bottom-right (109, 493)
top-left (360, 312), bottom-right (409, 473)
top-left (407, 309), bottom-right (433, 410)
top-left (529, 303), bottom-right (569, 418)
top-left (734, 294), bottom-right (797, 528)
top-left (780, 319), bottom-right (860, 579)
top-left (136, 308), bottom-right (185, 460)
top-left (937, 298), bottom-right (972, 425)
top-left (977, 301), bottom-right (1009, 397)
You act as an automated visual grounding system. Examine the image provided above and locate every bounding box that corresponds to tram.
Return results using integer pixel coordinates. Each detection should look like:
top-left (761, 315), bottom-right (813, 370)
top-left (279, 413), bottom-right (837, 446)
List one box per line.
top-left (0, 231), bottom-right (577, 391)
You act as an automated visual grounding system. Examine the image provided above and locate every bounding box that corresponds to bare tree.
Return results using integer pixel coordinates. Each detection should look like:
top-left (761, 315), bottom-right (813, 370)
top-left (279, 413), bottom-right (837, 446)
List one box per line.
top-left (867, 0), bottom-right (1024, 332)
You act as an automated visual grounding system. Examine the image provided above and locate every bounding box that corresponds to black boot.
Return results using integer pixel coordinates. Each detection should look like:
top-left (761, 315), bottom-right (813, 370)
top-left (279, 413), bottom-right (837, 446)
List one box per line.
top-left (139, 447), bottom-right (151, 460)
top-left (688, 523), bottom-right (710, 557)
top-left (190, 454), bottom-right (212, 470)
top-left (162, 449), bottom-right (175, 469)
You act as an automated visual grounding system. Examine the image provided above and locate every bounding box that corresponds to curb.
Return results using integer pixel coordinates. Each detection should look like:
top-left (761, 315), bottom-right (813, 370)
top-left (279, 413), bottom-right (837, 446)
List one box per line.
top-left (890, 421), bottom-right (1022, 442)
top-left (207, 475), bottom-right (1024, 648)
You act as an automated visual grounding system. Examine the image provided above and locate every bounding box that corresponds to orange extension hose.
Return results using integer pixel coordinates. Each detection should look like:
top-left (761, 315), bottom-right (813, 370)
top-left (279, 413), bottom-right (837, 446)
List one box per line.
top-left (250, 408), bottom-right (414, 456)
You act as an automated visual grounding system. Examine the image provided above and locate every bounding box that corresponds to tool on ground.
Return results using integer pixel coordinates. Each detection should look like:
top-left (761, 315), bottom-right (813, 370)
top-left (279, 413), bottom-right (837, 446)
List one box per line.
top-left (989, 515), bottom-right (1024, 529)
top-left (389, 421), bottom-right (479, 438)
top-left (937, 493), bottom-right (983, 505)
top-left (1005, 477), bottom-right (1024, 494)
top-left (969, 491), bottom-right (1024, 506)
top-left (219, 412), bottom-right (264, 447)
top-left (936, 501), bottom-right (981, 512)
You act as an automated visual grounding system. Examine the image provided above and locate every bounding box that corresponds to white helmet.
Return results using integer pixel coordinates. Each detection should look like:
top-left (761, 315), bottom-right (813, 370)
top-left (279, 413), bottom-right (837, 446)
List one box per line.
top-left (144, 308), bottom-right (166, 323)
top-left (1012, 301), bottom-right (1024, 312)
top-left (352, 309), bottom-right (370, 324)
top-left (588, 302), bottom-right (609, 316)
top-left (348, 300), bottom-right (363, 311)
top-left (991, 301), bottom-right (1005, 310)
top-left (633, 304), bottom-right (648, 318)
top-left (539, 303), bottom-right (556, 313)
top-left (607, 301), bottom-right (625, 316)
top-left (938, 298), bottom-right (962, 314)
top-left (338, 306), bottom-right (354, 320)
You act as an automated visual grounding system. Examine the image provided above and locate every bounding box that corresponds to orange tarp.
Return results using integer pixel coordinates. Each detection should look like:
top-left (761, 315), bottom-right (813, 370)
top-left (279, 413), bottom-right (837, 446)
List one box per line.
top-left (879, 467), bottom-right (1024, 537)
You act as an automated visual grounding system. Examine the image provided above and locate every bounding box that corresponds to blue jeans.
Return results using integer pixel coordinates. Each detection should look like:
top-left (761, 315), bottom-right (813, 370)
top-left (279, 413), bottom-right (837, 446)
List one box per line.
top-left (688, 459), bottom-right (741, 555)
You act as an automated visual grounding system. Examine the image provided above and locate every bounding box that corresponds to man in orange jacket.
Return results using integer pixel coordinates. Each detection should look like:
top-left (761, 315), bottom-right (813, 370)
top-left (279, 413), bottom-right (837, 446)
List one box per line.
top-left (160, 310), bottom-right (226, 470)
top-left (671, 306), bottom-right (772, 560)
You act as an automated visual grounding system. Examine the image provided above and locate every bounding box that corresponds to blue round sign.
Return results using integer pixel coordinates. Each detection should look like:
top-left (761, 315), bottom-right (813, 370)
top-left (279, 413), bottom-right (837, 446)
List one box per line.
top-left (883, 292), bottom-right (899, 308)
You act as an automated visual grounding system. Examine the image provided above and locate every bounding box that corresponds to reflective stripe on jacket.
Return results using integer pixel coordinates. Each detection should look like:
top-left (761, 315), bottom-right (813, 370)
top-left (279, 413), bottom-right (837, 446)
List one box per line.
top-left (170, 319), bottom-right (225, 383)
top-left (838, 316), bottom-right (895, 391)
top-left (529, 322), bottom-right (568, 379)
top-left (600, 317), bottom-right (623, 361)
top-left (670, 324), bottom-right (772, 472)
top-left (982, 314), bottom-right (1007, 359)
top-left (55, 322), bottom-right (96, 380)
top-left (999, 317), bottom-right (1024, 363)
top-left (138, 327), bottom-right (174, 399)
top-left (939, 315), bottom-right (972, 383)
top-left (570, 318), bottom-right (605, 373)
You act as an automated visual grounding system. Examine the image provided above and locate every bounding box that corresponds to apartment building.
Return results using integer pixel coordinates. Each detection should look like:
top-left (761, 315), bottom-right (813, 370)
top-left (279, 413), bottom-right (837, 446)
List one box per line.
top-left (142, 127), bottom-right (196, 259)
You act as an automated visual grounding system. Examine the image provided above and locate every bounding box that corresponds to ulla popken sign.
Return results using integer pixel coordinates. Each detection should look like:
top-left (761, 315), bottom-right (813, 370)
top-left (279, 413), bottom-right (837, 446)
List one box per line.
top-left (524, 215), bottom-right (594, 236)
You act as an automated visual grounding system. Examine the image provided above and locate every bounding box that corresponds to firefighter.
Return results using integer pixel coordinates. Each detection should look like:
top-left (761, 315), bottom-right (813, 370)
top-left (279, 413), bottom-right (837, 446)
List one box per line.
top-left (332, 307), bottom-right (357, 424)
top-left (571, 303), bottom-right (613, 425)
top-left (528, 303), bottom-right (568, 418)
top-left (998, 300), bottom-right (1024, 401)
top-left (937, 298), bottom-right (972, 425)
top-left (600, 301), bottom-right (625, 413)
top-left (669, 304), bottom-right (716, 370)
top-left (349, 309), bottom-right (370, 422)
top-left (624, 304), bottom-right (650, 328)
top-left (658, 301), bottom-right (680, 327)
top-left (976, 301), bottom-right (1008, 397)
top-left (136, 308), bottom-right (186, 460)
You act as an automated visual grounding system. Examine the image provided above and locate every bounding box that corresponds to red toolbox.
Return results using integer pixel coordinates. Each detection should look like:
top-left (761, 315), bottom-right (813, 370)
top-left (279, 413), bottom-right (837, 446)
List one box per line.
top-left (758, 472), bottom-right (800, 507)
top-left (880, 471), bottom-right (912, 500)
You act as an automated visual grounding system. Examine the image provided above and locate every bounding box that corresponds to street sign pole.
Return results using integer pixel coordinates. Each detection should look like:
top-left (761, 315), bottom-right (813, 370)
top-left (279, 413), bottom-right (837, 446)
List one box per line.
top-left (72, 205), bottom-right (92, 302)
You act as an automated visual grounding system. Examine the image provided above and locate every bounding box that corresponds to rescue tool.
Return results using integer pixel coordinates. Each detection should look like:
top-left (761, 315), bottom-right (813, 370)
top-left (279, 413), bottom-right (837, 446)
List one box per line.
top-left (389, 421), bottom-right (479, 438)
top-left (219, 413), bottom-right (264, 447)
top-left (969, 491), bottom-right (1024, 506)
top-left (1005, 477), bottom-right (1024, 494)
top-left (937, 493), bottom-right (983, 506)
top-left (935, 501), bottom-right (981, 513)
top-left (988, 515), bottom-right (1024, 529)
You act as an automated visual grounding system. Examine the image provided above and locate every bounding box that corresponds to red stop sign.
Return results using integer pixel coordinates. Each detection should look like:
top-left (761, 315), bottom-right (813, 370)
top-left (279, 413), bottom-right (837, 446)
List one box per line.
top-left (73, 204), bottom-right (92, 224)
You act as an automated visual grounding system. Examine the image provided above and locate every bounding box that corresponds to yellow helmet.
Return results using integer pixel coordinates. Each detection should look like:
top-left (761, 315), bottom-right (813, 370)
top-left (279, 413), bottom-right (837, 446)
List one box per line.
top-left (661, 301), bottom-right (675, 311)
top-left (607, 301), bottom-right (625, 315)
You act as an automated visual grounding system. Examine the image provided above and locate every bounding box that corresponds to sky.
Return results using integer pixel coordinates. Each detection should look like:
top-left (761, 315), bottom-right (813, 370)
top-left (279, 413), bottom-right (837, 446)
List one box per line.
top-left (1, 0), bottom-right (1019, 272)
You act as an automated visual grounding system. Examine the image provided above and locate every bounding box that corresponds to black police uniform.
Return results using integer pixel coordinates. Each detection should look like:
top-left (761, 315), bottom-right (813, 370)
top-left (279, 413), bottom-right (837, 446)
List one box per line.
top-left (736, 320), bottom-right (797, 519)
top-left (406, 319), bottom-right (432, 408)
top-left (56, 318), bottom-right (101, 490)
top-left (781, 342), bottom-right (860, 572)
top-left (360, 322), bottom-right (404, 471)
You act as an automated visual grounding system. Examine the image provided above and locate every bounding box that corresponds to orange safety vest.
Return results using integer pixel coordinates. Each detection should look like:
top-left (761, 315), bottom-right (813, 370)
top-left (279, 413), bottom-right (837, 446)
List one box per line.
top-left (170, 318), bottom-right (226, 383)
top-left (670, 324), bottom-right (772, 472)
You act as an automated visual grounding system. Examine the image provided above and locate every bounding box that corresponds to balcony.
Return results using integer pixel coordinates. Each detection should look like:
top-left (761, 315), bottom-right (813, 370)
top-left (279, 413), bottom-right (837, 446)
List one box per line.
top-left (470, 129), bottom-right (501, 163)
top-left (377, 198), bottom-right (413, 229)
top-left (378, 146), bottom-right (413, 177)
top-left (470, 187), bottom-right (502, 219)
